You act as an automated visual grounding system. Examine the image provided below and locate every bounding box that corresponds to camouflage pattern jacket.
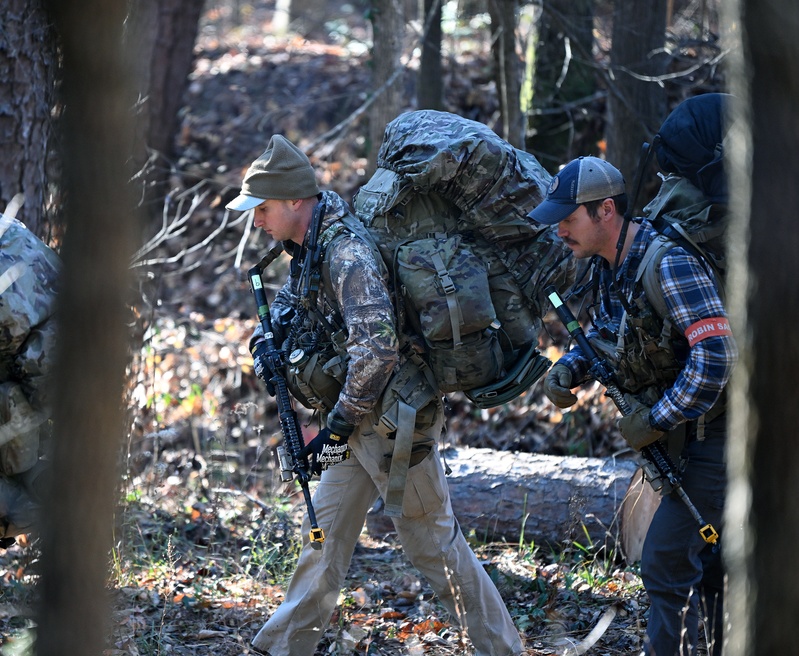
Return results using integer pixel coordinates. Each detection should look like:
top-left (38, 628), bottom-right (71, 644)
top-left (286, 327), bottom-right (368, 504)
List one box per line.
top-left (0, 214), bottom-right (61, 474)
top-left (258, 191), bottom-right (400, 427)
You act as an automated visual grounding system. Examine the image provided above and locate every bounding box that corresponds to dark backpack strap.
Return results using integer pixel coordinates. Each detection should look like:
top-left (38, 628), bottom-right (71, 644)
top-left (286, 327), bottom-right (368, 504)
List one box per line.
top-left (637, 233), bottom-right (673, 320)
top-left (610, 140), bottom-right (658, 315)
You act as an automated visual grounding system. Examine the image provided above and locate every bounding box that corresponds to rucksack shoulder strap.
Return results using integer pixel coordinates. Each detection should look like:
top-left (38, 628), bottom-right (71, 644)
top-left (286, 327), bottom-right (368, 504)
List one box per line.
top-left (335, 213), bottom-right (390, 279)
top-left (637, 233), bottom-right (675, 320)
top-left (637, 230), bottom-right (724, 320)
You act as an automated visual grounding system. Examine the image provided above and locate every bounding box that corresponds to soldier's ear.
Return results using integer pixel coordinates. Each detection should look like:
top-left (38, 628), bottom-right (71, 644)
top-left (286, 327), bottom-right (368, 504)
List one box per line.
top-left (600, 197), bottom-right (616, 220)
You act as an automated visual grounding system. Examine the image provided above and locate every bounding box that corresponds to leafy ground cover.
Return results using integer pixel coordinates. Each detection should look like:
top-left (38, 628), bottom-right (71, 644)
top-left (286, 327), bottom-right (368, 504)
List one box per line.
top-left (2, 454), bottom-right (649, 656)
top-left (0, 300), bottom-right (649, 655)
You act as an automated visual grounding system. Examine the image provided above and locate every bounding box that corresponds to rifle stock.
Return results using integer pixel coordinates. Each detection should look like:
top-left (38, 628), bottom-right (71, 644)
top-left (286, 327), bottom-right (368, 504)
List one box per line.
top-left (248, 261), bottom-right (325, 548)
top-left (545, 287), bottom-right (718, 546)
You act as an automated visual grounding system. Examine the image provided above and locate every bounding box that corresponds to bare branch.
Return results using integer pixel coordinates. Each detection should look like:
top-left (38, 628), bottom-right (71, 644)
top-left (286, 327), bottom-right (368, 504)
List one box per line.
top-left (131, 201), bottom-right (228, 269)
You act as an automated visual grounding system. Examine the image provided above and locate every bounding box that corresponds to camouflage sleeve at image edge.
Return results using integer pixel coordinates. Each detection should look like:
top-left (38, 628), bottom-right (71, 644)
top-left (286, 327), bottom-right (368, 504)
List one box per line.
top-left (0, 218), bottom-right (62, 413)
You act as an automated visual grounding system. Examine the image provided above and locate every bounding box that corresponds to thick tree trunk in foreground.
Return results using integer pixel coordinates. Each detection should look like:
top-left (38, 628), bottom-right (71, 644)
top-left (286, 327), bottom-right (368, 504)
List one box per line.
top-left (38, 1), bottom-right (138, 655)
top-left (367, 447), bottom-right (641, 553)
top-left (724, 0), bottom-right (799, 652)
top-left (0, 0), bottom-right (57, 237)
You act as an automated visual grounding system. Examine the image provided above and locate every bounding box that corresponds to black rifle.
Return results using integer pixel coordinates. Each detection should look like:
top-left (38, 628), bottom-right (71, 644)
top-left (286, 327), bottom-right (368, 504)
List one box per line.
top-left (546, 286), bottom-right (718, 545)
top-left (298, 199), bottom-right (326, 306)
top-left (248, 254), bottom-right (325, 549)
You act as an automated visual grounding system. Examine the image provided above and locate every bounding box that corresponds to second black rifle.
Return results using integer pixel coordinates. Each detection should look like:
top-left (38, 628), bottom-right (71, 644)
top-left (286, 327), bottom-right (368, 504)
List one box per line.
top-left (546, 286), bottom-right (718, 546)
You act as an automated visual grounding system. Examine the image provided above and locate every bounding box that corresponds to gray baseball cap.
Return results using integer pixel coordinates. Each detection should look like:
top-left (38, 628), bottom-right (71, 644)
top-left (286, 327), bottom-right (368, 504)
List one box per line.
top-left (528, 156), bottom-right (625, 225)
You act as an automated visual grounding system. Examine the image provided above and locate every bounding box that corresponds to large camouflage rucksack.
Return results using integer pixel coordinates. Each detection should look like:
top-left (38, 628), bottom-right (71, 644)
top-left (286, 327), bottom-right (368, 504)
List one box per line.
top-left (636, 93), bottom-right (730, 318)
top-left (352, 110), bottom-right (575, 405)
top-left (0, 212), bottom-right (61, 542)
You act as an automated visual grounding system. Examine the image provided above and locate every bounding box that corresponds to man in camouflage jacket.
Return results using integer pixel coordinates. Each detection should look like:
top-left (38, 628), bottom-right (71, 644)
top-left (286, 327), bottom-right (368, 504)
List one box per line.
top-left (227, 135), bottom-right (525, 656)
top-left (0, 213), bottom-right (61, 546)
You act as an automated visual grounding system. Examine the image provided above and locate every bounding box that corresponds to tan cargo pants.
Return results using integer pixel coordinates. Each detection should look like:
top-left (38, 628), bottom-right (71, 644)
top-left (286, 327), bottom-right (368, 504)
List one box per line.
top-left (251, 415), bottom-right (524, 656)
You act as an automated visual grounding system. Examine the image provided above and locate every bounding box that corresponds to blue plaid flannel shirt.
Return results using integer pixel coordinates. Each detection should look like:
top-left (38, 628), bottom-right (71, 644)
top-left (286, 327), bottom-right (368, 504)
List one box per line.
top-left (559, 220), bottom-right (738, 432)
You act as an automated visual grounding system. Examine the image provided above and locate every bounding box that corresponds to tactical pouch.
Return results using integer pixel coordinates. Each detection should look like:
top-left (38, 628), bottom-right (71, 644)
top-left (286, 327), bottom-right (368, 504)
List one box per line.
top-left (486, 266), bottom-right (541, 348)
top-left (397, 235), bottom-right (496, 345)
top-left (374, 356), bottom-right (442, 517)
top-left (426, 329), bottom-right (504, 393)
top-left (374, 357), bottom-right (440, 441)
top-left (285, 341), bottom-right (349, 412)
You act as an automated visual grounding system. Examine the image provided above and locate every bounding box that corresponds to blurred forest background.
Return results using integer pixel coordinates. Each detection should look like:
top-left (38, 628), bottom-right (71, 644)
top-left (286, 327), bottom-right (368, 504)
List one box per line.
top-left (4, 0), bottom-right (797, 655)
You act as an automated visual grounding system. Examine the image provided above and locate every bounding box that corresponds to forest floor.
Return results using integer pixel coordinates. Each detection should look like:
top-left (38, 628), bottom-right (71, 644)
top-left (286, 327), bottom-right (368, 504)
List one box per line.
top-left (0, 2), bottom-right (706, 654)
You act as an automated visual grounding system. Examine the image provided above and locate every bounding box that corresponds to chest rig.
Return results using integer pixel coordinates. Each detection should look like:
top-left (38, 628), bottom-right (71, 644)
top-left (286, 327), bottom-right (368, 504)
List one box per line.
top-left (280, 207), bottom-right (351, 414)
top-left (587, 261), bottom-right (686, 407)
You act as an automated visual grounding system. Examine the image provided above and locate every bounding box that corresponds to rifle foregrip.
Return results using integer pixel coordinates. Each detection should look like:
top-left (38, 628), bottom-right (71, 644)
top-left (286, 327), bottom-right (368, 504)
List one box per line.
top-left (273, 378), bottom-right (307, 461)
top-left (604, 384), bottom-right (632, 415)
top-left (642, 442), bottom-right (678, 482)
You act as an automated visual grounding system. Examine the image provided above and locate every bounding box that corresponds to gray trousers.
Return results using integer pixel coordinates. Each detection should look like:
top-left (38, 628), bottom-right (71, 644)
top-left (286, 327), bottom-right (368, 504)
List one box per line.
top-left (252, 420), bottom-right (524, 656)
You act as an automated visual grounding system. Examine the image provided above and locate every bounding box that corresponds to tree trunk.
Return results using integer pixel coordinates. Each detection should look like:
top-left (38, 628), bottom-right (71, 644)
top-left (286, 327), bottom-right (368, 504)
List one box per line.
top-left (368, 0), bottom-right (406, 175)
top-left (724, 0), bottom-right (799, 652)
top-left (488, 0), bottom-right (523, 147)
top-left (38, 1), bottom-right (139, 655)
top-left (126, 0), bottom-right (204, 211)
top-left (605, 0), bottom-right (668, 194)
top-left (526, 0), bottom-right (596, 173)
top-left (367, 447), bottom-right (642, 554)
top-left (0, 0), bottom-right (58, 237)
top-left (417, 0), bottom-right (443, 110)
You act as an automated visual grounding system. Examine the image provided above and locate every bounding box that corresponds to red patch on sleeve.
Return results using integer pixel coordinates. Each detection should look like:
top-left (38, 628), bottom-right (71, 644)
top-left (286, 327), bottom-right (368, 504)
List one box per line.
top-left (684, 317), bottom-right (732, 346)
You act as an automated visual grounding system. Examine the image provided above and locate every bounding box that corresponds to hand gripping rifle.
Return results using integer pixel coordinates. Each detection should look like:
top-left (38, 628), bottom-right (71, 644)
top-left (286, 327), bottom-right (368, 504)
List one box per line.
top-left (248, 252), bottom-right (325, 549)
top-left (545, 286), bottom-right (719, 546)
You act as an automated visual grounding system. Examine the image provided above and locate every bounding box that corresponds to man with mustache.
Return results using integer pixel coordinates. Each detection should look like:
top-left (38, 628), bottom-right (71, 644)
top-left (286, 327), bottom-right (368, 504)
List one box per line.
top-left (530, 156), bottom-right (736, 656)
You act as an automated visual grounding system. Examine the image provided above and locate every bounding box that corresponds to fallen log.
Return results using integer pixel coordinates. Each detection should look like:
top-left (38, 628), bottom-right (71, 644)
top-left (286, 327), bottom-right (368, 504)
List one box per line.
top-left (366, 446), bottom-right (644, 557)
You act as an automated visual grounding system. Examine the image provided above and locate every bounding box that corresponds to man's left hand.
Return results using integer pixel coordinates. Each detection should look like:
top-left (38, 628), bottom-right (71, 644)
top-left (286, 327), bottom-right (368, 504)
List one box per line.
top-left (618, 396), bottom-right (664, 451)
